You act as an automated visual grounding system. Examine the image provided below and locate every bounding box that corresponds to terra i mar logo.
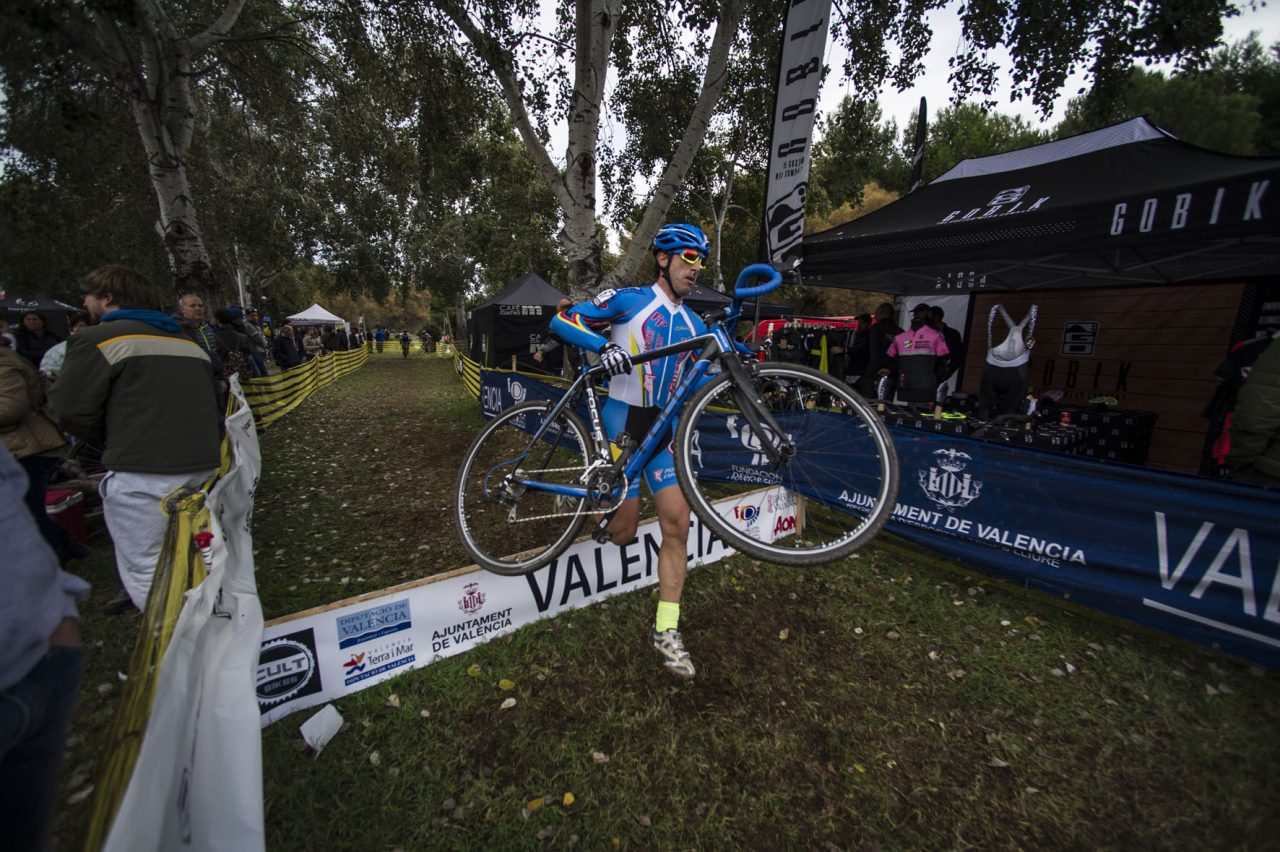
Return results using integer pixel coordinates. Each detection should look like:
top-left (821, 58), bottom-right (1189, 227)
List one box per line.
top-left (918, 448), bottom-right (983, 510)
top-left (459, 582), bottom-right (486, 615)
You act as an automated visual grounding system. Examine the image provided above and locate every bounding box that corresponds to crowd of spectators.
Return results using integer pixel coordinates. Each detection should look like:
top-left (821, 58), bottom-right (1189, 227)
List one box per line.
top-left (0, 266), bottom-right (384, 845)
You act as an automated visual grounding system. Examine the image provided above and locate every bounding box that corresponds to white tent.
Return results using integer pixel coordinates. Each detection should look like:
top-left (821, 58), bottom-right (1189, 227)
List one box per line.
top-left (286, 304), bottom-right (348, 331)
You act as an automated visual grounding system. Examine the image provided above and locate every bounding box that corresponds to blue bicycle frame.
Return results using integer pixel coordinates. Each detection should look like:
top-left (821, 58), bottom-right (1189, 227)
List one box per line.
top-left (493, 263), bottom-right (784, 505)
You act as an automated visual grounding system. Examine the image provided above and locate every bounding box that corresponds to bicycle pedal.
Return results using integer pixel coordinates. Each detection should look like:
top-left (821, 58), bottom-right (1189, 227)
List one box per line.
top-left (591, 512), bottom-right (617, 545)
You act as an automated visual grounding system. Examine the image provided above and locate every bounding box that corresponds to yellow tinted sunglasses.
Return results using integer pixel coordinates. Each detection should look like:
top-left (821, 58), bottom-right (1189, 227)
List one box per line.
top-left (676, 248), bottom-right (706, 269)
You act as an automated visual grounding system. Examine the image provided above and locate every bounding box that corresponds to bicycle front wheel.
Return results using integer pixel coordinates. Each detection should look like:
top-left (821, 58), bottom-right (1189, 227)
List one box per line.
top-left (673, 363), bottom-right (898, 566)
top-left (454, 401), bottom-right (593, 576)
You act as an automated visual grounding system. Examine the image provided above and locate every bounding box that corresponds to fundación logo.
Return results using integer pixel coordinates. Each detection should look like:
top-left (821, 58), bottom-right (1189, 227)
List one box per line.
top-left (507, 377), bottom-right (527, 405)
top-left (459, 582), bottom-right (486, 616)
top-left (918, 448), bottom-right (983, 510)
top-left (733, 503), bottom-right (761, 533)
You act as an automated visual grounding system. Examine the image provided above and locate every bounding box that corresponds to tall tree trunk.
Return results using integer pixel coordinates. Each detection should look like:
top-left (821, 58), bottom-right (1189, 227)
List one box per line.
top-left (441, 0), bottom-right (743, 297)
top-left (90, 0), bottom-right (247, 299)
top-left (132, 97), bottom-right (215, 298)
top-left (709, 165), bottom-right (736, 292)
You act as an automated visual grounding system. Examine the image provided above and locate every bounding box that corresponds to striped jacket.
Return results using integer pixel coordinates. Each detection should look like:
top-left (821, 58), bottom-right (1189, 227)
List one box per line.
top-left (49, 316), bottom-right (221, 474)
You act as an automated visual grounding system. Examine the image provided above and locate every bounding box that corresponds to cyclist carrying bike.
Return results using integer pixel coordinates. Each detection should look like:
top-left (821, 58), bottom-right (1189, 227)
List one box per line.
top-left (549, 222), bottom-right (715, 679)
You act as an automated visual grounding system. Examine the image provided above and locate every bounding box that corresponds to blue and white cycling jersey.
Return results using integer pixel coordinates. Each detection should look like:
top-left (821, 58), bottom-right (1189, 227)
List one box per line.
top-left (551, 284), bottom-right (709, 409)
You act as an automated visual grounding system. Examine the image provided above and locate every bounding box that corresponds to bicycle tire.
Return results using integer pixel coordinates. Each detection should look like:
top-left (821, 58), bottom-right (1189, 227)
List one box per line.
top-left (673, 363), bottom-right (898, 566)
top-left (454, 401), bottom-right (594, 576)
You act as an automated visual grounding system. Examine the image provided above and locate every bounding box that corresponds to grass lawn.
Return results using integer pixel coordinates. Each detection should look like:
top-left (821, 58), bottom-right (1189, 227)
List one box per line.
top-left (56, 352), bottom-right (1280, 850)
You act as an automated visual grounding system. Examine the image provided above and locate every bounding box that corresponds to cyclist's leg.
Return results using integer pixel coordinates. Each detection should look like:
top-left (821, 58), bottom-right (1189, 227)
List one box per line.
top-left (651, 474), bottom-right (690, 603)
top-left (648, 446), bottom-right (695, 679)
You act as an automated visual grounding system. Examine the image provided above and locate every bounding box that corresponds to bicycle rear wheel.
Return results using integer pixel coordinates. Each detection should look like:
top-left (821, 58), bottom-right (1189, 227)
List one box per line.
top-left (673, 363), bottom-right (898, 566)
top-left (454, 401), bottom-right (593, 575)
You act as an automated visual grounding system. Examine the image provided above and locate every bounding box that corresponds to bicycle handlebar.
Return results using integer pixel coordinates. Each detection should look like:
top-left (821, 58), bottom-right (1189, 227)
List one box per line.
top-left (733, 263), bottom-right (782, 299)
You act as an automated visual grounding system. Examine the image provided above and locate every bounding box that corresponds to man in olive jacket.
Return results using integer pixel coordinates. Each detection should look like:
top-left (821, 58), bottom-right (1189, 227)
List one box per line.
top-left (1228, 330), bottom-right (1280, 487)
top-left (50, 265), bottom-right (221, 612)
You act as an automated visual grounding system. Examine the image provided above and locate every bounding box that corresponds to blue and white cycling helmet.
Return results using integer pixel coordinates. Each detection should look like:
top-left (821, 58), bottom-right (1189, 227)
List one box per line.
top-left (652, 222), bottom-right (709, 256)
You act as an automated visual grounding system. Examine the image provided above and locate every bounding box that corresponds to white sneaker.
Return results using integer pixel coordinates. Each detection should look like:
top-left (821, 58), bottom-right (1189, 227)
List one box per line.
top-left (650, 628), bottom-right (696, 680)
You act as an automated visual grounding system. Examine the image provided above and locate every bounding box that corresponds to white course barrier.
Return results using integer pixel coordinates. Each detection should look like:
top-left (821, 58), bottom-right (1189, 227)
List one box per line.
top-left (105, 380), bottom-right (267, 852)
top-left (257, 488), bottom-right (797, 726)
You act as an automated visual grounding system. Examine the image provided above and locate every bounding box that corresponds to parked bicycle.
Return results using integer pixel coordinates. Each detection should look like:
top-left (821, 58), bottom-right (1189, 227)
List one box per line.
top-left (454, 264), bottom-right (899, 576)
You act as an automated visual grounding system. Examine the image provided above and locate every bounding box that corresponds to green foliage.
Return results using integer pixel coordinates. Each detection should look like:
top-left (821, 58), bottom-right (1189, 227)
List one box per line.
top-left (811, 97), bottom-right (911, 209)
top-left (1057, 35), bottom-right (1280, 155)
top-left (918, 103), bottom-right (1048, 184)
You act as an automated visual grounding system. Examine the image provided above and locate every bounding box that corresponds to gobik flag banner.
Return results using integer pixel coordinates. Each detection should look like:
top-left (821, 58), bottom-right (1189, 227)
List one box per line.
top-left (762, 0), bottom-right (832, 270)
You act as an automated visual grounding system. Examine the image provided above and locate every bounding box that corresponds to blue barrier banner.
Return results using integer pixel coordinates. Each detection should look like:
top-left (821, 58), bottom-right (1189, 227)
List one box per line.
top-left (478, 370), bottom-right (1280, 668)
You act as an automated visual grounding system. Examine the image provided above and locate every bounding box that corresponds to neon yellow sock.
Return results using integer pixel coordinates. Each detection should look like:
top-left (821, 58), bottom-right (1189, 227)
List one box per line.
top-left (655, 600), bottom-right (680, 633)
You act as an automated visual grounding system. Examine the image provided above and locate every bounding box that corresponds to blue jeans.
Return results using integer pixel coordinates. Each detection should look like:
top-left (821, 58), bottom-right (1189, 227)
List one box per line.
top-left (0, 645), bottom-right (84, 852)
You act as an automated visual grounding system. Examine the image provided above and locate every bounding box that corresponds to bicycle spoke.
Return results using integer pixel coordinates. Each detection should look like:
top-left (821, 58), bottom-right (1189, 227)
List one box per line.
top-left (455, 403), bottom-right (593, 575)
top-left (676, 364), bottom-right (898, 565)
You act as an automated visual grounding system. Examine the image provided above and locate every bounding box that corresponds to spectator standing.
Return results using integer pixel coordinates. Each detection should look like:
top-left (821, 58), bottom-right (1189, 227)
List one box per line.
top-left (928, 305), bottom-right (966, 391)
top-left (844, 313), bottom-right (873, 389)
top-left (375, 327), bottom-right (387, 353)
top-left (38, 311), bottom-right (91, 379)
top-left (0, 443), bottom-right (90, 852)
top-left (333, 324), bottom-right (350, 351)
top-left (0, 342), bottom-right (82, 561)
top-left (1227, 329), bottom-right (1280, 487)
top-left (228, 307), bottom-right (266, 377)
top-left (174, 294), bottom-right (227, 408)
top-left (884, 303), bottom-right (950, 405)
top-left (50, 265), bottom-right (220, 614)
top-left (14, 312), bottom-right (63, 368)
top-left (213, 308), bottom-right (254, 386)
top-left (0, 318), bottom-right (16, 349)
top-left (858, 302), bottom-right (900, 398)
top-left (302, 326), bottom-right (323, 360)
top-left (321, 325), bottom-right (336, 352)
top-left (273, 323), bottom-right (302, 370)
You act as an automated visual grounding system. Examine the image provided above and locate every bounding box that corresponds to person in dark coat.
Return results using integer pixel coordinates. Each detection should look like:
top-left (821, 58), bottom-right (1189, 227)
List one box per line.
top-left (13, 312), bottom-right (63, 368)
top-left (1228, 330), bottom-right (1280, 486)
top-left (929, 305), bottom-right (966, 391)
top-left (273, 323), bottom-right (303, 370)
top-left (212, 308), bottom-right (254, 385)
top-left (857, 303), bottom-right (900, 398)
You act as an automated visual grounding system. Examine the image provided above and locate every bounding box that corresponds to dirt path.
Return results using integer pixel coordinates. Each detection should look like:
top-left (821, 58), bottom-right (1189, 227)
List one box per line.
top-left (252, 352), bottom-right (484, 620)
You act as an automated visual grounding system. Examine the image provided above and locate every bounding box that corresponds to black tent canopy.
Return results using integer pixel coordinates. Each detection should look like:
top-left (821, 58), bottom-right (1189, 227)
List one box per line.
top-left (467, 272), bottom-right (568, 366)
top-left (802, 118), bottom-right (1280, 295)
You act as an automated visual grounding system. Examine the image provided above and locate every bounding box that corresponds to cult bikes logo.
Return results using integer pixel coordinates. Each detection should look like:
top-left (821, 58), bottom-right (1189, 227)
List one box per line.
top-left (459, 582), bottom-right (486, 616)
top-left (918, 448), bottom-right (983, 510)
top-left (256, 629), bottom-right (323, 712)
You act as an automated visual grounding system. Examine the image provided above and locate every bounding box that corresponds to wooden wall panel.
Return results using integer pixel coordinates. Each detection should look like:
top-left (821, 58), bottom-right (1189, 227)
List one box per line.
top-left (958, 283), bottom-right (1244, 474)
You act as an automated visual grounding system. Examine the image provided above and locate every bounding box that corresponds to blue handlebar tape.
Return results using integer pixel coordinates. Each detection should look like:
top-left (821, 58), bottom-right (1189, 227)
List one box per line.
top-left (734, 264), bottom-right (783, 299)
